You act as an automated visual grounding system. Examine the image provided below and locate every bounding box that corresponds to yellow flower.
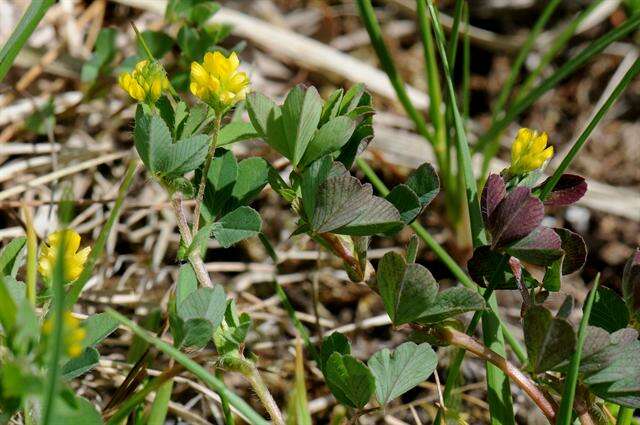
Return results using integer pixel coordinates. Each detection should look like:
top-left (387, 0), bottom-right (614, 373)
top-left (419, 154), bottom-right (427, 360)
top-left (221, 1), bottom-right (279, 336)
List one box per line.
top-left (42, 312), bottom-right (87, 358)
top-left (38, 229), bottom-right (91, 282)
top-left (508, 128), bottom-right (554, 175)
top-left (118, 60), bottom-right (170, 104)
top-left (190, 51), bottom-right (250, 112)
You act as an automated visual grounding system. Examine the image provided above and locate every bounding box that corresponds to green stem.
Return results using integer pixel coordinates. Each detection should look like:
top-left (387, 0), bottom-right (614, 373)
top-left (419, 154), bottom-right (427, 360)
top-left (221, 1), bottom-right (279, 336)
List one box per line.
top-left (540, 58), bottom-right (640, 200)
top-left (242, 361), bottom-right (285, 425)
top-left (193, 113), bottom-right (222, 232)
top-left (66, 158), bottom-right (139, 308)
top-left (556, 274), bottom-right (601, 425)
top-left (0, 0), bottom-right (54, 82)
top-left (355, 0), bottom-right (437, 147)
top-left (107, 308), bottom-right (270, 425)
top-left (41, 232), bottom-right (68, 425)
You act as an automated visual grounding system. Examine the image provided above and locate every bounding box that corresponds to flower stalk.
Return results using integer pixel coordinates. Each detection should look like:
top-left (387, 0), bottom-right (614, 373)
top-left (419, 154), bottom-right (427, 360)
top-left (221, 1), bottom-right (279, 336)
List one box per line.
top-left (193, 113), bottom-right (222, 233)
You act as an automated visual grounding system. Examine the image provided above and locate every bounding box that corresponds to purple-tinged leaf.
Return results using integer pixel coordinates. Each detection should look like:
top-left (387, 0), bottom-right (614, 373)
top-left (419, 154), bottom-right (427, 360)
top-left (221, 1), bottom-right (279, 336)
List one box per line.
top-left (622, 249), bottom-right (640, 319)
top-left (539, 174), bottom-right (587, 206)
top-left (467, 246), bottom-right (538, 290)
top-left (505, 226), bottom-right (563, 266)
top-left (488, 186), bottom-right (544, 248)
top-left (555, 228), bottom-right (587, 274)
top-left (481, 174), bottom-right (506, 224)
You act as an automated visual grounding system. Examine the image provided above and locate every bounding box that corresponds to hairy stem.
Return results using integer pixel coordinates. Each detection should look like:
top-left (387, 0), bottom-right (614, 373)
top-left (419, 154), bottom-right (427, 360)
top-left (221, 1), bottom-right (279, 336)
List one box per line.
top-left (193, 113), bottom-right (222, 232)
top-left (439, 326), bottom-right (557, 422)
top-left (171, 194), bottom-right (213, 287)
top-left (243, 362), bottom-right (285, 425)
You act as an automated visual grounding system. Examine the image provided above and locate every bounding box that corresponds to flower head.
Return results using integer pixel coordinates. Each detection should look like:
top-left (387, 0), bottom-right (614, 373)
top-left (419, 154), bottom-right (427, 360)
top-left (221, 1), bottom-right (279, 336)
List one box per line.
top-left (38, 229), bottom-right (91, 283)
top-left (508, 128), bottom-right (553, 175)
top-left (190, 51), bottom-right (250, 112)
top-left (118, 60), bottom-right (170, 104)
top-left (42, 312), bottom-right (86, 358)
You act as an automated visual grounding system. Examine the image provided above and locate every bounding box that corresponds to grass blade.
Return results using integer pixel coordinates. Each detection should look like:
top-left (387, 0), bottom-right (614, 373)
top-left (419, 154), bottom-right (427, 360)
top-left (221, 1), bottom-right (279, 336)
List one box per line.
top-left (66, 158), bottom-right (139, 307)
top-left (425, 0), bottom-right (485, 248)
top-left (106, 308), bottom-right (270, 425)
top-left (147, 381), bottom-right (174, 425)
top-left (445, 0), bottom-right (464, 72)
top-left (515, 0), bottom-right (606, 102)
top-left (475, 12), bottom-right (640, 154)
top-left (355, 0), bottom-right (436, 148)
top-left (490, 0), bottom-right (561, 123)
top-left (556, 274), bottom-right (601, 425)
top-left (540, 58), bottom-right (640, 200)
top-left (425, 3), bottom-right (515, 420)
top-left (0, 0), bottom-right (55, 82)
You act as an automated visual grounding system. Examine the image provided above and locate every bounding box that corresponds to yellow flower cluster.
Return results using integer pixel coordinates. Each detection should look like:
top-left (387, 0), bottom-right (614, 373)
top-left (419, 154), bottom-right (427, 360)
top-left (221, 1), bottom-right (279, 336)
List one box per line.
top-left (118, 60), bottom-right (170, 104)
top-left (42, 312), bottom-right (86, 358)
top-left (38, 229), bottom-right (91, 283)
top-left (509, 128), bottom-right (553, 175)
top-left (190, 51), bottom-right (250, 112)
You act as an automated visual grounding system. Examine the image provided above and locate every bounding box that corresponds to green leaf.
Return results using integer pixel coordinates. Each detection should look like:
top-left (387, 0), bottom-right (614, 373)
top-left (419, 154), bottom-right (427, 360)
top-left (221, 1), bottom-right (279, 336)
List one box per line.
top-left (589, 287), bottom-right (629, 333)
top-left (299, 116), bottom-right (356, 168)
top-left (417, 287), bottom-right (486, 324)
top-left (542, 256), bottom-right (563, 292)
top-left (178, 286), bottom-right (227, 328)
top-left (82, 312), bottom-right (119, 348)
top-left (405, 163), bottom-right (440, 207)
top-left (211, 206), bottom-right (261, 248)
top-left (368, 342), bottom-right (437, 405)
top-left (179, 318), bottom-right (214, 349)
top-left (201, 149), bottom-right (238, 223)
top-left (218, 121), bottom-right (258, 146)
top-left (180, 103), bottom-right (209, 139)
top-left (176, 263), bottom-right (198, 307)
top-left (386, 184), bottom-right (422, 224)
top-left (301, 156), bottom-right (334, 221)
top-left (213, 299), bottom-right (251, 356)
top-left (226, 158), bottom-right (268, 213)
top-left (0, 237), bottom-right (26, 277)
top-left (319, 332), bottom-right (351, 373)
top-left (319, 88), bottom-right (344, 125)
top-left (282, 86), bottom-right (323, 166)
top-left (62, 347), bottom-right (100, 380)
top-left (312, 175), bottom-right (402, 236)
top-left (81, 28), bottom-right (116, 83)
top-left (0, 274), bottom-right (18, 332)
top-left (523, 305), bottom-right (576, 373)
top-left (138, 30), bottom-right (174, 58)
top-left (162, 134), bottom-right (210, 177)
top-left (50, 395), bottom-right (102, 425)
top-left (246, 92), bottom-right (290, 159)
top-left (324, 353), bottom-right (375, 409)
top-left (377, 251), bottom-right (438, 325)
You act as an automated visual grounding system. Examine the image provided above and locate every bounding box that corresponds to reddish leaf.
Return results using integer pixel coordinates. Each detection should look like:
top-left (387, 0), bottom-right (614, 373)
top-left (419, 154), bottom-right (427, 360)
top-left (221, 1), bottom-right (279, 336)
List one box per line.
top-left (540, 174), bottom-right (587, 206)
top-left (505, 226), bottom-right (563, 266)
top-left (488, 187), bottom-right (544, 248)
top-left (555, 228), bottom-right (587, 274)
top-left (481, 174), bottom-right (506, 224)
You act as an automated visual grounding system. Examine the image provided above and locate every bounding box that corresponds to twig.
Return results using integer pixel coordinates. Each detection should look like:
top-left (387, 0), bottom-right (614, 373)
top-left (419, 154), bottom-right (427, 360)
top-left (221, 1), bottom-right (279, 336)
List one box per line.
top-left (438, 326), bottom-right (557, 422)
